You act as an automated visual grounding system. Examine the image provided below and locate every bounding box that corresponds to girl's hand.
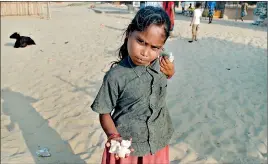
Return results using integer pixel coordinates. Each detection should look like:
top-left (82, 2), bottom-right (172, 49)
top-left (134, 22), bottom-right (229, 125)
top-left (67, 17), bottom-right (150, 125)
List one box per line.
top-left (160, 56), bottom-right (175, 79)
top-left (105, 134), bottom-right (134, 160)
top-left (105, 133), bottom-right (122, 148)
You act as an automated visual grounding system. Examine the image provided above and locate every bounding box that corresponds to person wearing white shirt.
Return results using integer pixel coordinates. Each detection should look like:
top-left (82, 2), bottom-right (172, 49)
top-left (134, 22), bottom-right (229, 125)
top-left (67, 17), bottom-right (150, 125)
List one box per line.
top-left (181, 1), bottom-right (185, 14)
top-left (189, 2), bottom-right (202, 43)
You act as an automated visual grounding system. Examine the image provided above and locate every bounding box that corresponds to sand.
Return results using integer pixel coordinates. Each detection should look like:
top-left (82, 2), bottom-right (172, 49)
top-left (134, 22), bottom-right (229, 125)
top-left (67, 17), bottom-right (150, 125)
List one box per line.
top-left (1, 3), bottom-right (267, 164)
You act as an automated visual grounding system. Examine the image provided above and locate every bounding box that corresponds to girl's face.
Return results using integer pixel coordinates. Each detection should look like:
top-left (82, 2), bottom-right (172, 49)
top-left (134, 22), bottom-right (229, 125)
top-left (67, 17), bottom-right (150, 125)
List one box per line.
top-left (127, 24), bottom-right (167, 66)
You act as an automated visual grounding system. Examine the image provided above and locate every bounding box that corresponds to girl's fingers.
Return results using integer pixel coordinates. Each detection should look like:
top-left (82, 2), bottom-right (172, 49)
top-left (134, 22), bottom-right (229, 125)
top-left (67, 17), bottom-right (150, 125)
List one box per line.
top-left (106, 142), bottom-right (111, 147)
top-left (106, 136), bottom-right (122, 148)
top-left (115, 155), bottom-right (119, 160)
top-left (160, 66), bottom-right (165, 73)
top-left (162, 60), bottom-right (173, 71)
top-left (117, 137), bottom-right (123, 142)
top-left (124, 148), bottom-right (135, 158)
top-left (160, 58), bottom-right (164, 67)
top-left (125, 148), bottom-right (134, 158)
top-left (160, 57), bottom-right (169, 67)
top-left (166, 57), bottom-right (172, 64)
top-left (162, 57), bottom-right (169, 65)
top-left (161, 60), bottom-right (168, 69)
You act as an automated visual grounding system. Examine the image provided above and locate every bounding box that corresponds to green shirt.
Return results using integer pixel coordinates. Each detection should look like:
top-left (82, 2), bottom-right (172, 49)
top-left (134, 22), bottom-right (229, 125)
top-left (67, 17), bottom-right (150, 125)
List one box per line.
top-left (91, 56), bottom-right (174, 156)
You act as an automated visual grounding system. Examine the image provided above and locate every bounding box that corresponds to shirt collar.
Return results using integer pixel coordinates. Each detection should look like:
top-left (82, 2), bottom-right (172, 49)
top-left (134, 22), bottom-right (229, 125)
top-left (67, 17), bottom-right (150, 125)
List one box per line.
top-left (149, 57), bottom-right (161, 73)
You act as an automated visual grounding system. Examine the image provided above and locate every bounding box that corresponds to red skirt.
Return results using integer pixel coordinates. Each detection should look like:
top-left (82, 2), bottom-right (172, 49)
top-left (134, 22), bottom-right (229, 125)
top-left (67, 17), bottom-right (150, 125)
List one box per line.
top-left (101, 145), bottom-right (169, 164)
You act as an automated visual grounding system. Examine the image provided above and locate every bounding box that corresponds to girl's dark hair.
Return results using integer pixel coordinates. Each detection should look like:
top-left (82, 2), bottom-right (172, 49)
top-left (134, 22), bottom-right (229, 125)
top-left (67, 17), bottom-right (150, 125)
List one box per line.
top-left (111, 6), bottom-right (171, 68)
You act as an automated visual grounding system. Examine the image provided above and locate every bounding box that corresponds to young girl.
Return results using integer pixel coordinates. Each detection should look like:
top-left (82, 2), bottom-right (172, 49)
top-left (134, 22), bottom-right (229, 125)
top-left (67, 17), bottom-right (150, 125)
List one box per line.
top-left (91, 6), bottom-right (174, 164)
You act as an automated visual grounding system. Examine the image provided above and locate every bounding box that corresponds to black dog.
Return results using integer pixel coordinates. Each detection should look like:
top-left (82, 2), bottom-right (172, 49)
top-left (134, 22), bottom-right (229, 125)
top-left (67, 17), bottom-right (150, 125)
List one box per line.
top-left (9, 32), bottom-right (36, 48)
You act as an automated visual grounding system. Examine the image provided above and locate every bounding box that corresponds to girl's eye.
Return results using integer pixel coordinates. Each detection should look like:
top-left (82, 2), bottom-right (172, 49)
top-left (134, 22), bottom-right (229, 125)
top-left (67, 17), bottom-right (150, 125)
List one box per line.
top-left (152, 46), bottom-right (160, 51)
top-left (136, 38), bottom-right (145, 44)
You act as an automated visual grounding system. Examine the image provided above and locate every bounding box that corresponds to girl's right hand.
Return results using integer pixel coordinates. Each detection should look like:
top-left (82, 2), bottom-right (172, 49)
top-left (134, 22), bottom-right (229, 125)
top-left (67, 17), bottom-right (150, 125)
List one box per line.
top-left (105, 134), bottom-right (134, 160)
top-left (160, 56), bottom-right (175, 79)
top-left (105, 133), bottom-right (122, 148)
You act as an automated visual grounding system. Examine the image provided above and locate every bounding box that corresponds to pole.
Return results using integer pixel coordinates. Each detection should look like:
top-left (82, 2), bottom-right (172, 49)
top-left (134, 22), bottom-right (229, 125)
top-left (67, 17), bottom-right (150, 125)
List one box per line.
top-left (235, 1), bottom-right (238, 21)
top-left (46, 2), bottom-right (50, 19)
top-left (28, 2), bottom-right (30, 16)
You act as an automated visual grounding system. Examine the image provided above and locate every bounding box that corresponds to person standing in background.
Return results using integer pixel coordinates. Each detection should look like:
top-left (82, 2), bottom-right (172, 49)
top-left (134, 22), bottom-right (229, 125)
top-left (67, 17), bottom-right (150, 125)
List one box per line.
top-left (240, 2), bottom-right (249, 21)
top-left (208, 1), bottom-right (216, 24)
top-left (189, 2), bottom-right (202, 43)
top-left (140, 1), bottom-right (146, 9)
top-left (181, 1), bottom-right (185, 14)
top-left (174, 1), bottom-right (179, 13)
top-left (188, 3), bottom-right (192, 9)
top-left (163, 1), bottom-right (175, 36)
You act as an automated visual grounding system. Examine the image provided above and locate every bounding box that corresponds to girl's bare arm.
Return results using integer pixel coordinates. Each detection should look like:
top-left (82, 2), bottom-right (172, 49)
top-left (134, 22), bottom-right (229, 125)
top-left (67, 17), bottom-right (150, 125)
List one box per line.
top-left (99, 114), bottom-right (119, 137)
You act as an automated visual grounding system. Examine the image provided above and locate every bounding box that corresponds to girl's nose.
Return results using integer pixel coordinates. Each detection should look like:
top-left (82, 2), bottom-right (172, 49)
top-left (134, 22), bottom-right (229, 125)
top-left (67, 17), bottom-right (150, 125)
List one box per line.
top-left (141, 47), bottom-right (149, 57)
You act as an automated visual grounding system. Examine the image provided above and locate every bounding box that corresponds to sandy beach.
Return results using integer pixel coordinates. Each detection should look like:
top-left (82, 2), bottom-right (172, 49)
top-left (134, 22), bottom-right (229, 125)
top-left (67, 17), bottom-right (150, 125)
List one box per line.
top-left (1, 3), bottom-right (267, 164)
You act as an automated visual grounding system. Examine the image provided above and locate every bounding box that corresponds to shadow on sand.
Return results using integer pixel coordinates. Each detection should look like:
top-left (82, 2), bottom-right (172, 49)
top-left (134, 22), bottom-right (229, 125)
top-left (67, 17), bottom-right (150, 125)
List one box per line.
top-left (54, 75), bottom-right (101, 99)
top-left (4, 43), bottom-right (14, 47)
top-left (1, 88), bottom-right (86, 164)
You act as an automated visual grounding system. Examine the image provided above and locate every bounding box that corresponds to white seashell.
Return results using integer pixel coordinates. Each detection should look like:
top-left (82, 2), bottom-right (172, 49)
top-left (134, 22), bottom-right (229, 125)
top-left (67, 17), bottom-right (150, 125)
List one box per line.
top-left (161, 51), bottom-right (174, 62)
top-left (121, 140), bottom-right (131, 148)
top-left (168, 53), bottom-right (174, 62)
top-left (109, 139), bottom-right (132, 157)
top-left (109, 140), bottom-right (120, 154)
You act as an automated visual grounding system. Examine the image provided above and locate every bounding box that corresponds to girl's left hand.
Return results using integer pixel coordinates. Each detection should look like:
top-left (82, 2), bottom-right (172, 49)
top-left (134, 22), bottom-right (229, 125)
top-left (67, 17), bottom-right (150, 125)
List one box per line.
top-left (160, 56), bottom-right (175, 79)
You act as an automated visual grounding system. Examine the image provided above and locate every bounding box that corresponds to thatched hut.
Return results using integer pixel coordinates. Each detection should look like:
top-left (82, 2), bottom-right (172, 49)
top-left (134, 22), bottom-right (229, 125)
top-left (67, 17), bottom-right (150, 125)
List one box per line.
top-left (1, 2), bottom-right (49, 18)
